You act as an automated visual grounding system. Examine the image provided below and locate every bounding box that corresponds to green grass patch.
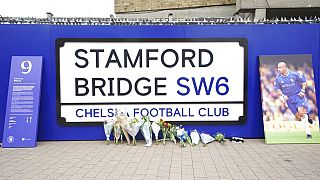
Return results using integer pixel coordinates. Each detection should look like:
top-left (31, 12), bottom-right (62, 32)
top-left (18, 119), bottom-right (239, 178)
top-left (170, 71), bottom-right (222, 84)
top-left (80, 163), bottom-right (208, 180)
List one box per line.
top-left (264, 131), bottom-right (320, 144)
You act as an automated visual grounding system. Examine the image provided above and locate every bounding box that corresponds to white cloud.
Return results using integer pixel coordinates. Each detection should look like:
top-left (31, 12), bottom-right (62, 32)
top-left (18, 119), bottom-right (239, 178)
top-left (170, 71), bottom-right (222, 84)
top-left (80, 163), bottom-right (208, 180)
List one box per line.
top-left (0, 0), bottom-right (114, 18)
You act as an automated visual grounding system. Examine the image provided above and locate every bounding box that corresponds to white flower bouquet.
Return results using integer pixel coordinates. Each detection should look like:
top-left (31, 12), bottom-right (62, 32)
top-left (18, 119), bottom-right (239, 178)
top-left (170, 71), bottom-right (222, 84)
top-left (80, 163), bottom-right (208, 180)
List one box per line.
top-left (190, 130), bottom-right (200, 146)
top-left (140, 116), bottom-right (152, 147)
top-left (115, 108), bottom-right (131, 144)
top-left (176, 127), bottom-right (187, 147)
top-left (113, 121), bottom-right (122, 145)
top-left (126, 118), bottom-right (143, 145)
top-left (103, 119), bottom-right (114, 145)
top-left (200, 132), bottom-right (215, 146)
top-left (151, 120), bottom-right (161, 145)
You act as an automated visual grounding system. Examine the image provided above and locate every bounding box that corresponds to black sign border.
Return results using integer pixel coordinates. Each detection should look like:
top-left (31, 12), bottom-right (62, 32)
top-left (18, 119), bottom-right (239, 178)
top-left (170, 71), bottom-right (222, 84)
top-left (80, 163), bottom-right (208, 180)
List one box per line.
top-left (56, 38), bottom-right (248, 126)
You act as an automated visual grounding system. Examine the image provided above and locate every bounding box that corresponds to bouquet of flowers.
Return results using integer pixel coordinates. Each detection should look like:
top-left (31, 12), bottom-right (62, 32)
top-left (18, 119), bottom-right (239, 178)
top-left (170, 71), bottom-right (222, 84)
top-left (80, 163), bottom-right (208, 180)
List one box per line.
top-left (140, 116), bottom-right (152, 147)
top-left (103, 119), bottom-right (114, 145)
top-left (157, 119), bottom-right (170, 145)
top-left (176, 127), bottom-right (187, 147)
top-left (120, 132), bottom-right (124, 144)
top-left (190, 130), bottom-right (200, 146)
top-left (184, 130), bottom-right (192, 146)
top-left (115, 108), bottom-right (131, 144)
top-left (151, 120), bottom-right (161, 145)
top-left (126, 118), bottom-right (143, 145)
top-left (214, 132), bottom-right (225, 145)
top-left (200, 132), bottom-right (215, 146)
top-left (168, 124), bottom-right (177, 144)
top-left (113, 121), bottom-right (122, 145)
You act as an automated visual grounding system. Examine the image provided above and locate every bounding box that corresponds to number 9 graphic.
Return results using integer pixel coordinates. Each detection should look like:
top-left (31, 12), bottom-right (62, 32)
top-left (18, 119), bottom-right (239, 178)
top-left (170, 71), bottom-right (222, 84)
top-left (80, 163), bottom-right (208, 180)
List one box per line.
top-left (21, 60), bottom-right (32, 74)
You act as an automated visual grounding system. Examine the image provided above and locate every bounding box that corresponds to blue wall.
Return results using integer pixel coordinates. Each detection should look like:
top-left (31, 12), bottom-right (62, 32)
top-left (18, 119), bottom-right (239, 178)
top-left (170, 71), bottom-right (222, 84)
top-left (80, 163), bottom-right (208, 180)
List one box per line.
top-left (0, 24), bottom-right (319, 141)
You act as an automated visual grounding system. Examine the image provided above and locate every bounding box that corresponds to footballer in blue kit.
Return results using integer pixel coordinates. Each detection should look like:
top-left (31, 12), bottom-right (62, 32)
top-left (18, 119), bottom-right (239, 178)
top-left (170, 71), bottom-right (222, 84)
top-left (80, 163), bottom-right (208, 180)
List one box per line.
top-left (274, 62), bottom-right (313, 139)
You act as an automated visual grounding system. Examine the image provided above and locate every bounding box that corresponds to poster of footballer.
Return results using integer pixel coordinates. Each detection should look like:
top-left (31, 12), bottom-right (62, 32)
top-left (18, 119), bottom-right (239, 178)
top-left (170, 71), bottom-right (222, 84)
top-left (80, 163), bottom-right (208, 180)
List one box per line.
top-left (259, 54), bottom-right (320, 144)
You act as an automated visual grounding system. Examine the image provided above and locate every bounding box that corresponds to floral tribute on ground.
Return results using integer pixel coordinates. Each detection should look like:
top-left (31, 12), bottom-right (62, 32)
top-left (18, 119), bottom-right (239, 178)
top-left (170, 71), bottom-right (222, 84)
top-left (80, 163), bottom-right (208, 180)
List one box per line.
top-left (103, 111), bottom-right (232, 147)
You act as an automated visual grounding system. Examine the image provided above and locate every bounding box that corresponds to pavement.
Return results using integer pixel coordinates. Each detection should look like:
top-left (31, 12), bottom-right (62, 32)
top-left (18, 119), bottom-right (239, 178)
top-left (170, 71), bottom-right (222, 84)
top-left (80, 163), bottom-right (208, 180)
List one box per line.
top-left (0, 139), bottom-right (320, 180)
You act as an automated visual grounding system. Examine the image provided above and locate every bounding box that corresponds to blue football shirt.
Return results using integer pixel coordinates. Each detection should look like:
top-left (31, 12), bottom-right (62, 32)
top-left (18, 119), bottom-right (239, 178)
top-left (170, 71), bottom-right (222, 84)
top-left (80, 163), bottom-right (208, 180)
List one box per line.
top-left (274, 71), bottom-right (306, 97)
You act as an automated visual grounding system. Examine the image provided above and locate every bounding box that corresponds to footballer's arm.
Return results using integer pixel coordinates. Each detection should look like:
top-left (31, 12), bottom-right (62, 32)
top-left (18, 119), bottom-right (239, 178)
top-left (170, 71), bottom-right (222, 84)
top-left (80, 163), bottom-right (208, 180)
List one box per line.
top-left (275, 89), bottom-right (288, 101)
top-left (298, 82), bottom-right (307, 97)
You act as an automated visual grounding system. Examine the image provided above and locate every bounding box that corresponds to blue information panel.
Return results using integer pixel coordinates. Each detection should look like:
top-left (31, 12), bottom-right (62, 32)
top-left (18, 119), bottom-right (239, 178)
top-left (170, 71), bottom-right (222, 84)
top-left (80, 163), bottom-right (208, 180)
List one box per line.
top-left (2, 56), bottom-right (42, 148)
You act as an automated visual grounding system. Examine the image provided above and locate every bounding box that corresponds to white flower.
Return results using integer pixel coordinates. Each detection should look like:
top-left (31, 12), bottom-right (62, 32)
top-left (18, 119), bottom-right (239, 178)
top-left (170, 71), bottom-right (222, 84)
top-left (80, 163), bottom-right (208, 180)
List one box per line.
top-left (190, 130), bottom-right (200, 145)
top-left (103, 120), bottom-right (114, 141)
top-left (177, 128), bottom-right (185, 137)
top-left (140, 117), bottom-right (152, 147)
top-left (200, 133), bottom-right (214, 145)
top-left (151, 121), bottom-right (160, 139)
top-left (127, 119), bottom-right (141, 137)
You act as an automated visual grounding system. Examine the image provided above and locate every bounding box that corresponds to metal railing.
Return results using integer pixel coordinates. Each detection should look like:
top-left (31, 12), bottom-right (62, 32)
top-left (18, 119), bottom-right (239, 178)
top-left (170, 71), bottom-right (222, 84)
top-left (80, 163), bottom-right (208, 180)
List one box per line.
top-left (0, 16), bottom-right (319, 25)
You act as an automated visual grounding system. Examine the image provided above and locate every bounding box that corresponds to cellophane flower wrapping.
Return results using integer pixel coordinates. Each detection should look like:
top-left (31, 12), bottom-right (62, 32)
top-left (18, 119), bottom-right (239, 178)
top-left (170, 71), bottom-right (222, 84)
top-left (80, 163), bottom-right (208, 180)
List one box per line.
top-left (157, 119), bottom-right (170, 145)
top-left (200, 133), bottom-right (215, 145)
top-left (151, 121), bottom-right (160, 144)
top-left (113, 122), bottom-right (122, 144)
top-left (103, 120), bottom-right (114, 142)
top-left (176, 127), bottom-right (186, 147)
top-left (214, 132), bottom-right (225, 144)
top-left (190, 130), bottom-right (200, 145)
top-left (140, 116), bottom-right (152, 146)
top-left (168, 124), bottom-right (177, 144)
top-left (115, 108), bottom-right (129, 130)
top-left (126, 118), bottom-right (143, 145)
top-left (184, 131), bottom-right (192, 145)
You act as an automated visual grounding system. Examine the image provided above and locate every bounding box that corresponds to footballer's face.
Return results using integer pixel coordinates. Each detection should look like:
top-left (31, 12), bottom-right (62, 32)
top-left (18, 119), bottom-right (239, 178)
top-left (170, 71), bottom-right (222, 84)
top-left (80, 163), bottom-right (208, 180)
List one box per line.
top-left (277, 62), bottom-right (287, 75)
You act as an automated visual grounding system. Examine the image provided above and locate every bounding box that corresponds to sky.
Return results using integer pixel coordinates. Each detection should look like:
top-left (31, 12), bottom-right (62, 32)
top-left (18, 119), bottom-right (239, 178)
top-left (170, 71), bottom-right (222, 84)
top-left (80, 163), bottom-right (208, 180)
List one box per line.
top-left (0, 0), bottom-right (115, 18)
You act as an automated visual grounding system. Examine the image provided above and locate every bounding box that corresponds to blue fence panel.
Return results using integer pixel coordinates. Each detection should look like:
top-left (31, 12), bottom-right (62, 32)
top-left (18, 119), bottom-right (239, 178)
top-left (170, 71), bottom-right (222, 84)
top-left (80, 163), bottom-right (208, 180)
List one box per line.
top-left (0, 24), bottom-right (319, 141)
